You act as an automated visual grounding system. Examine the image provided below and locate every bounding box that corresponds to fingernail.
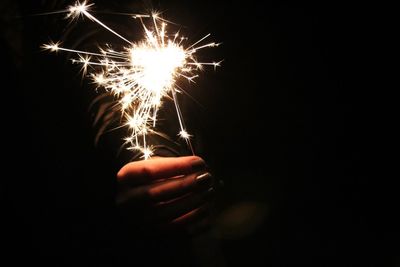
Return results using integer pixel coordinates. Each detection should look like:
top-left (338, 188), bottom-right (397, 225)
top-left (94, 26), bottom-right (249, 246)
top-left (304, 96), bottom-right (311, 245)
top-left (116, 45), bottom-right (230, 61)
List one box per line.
top-left (195, 172), bottom-right (212, 187)
top-left (205, 187), bottom-right (216, 199)
top-left (191, 158), bottom-right (206, 172)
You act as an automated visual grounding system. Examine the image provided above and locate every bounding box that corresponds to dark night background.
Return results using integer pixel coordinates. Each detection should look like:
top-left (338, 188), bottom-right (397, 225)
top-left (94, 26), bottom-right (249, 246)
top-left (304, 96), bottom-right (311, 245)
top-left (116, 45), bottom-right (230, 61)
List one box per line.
top-left (1, 1), bottom-right (397, 266)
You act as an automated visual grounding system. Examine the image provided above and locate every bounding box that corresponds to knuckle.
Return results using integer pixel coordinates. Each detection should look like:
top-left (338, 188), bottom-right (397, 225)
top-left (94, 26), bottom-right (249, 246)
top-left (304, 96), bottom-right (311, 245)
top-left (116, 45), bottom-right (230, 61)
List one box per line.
top-left (140, 165), bottom-right (155, 179)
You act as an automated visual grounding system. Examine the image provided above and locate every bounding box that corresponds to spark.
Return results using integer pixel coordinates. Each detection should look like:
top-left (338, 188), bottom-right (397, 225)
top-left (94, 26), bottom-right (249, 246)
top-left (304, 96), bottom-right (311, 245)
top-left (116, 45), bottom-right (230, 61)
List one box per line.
top-left (43, 1), bottom-right (220, 159)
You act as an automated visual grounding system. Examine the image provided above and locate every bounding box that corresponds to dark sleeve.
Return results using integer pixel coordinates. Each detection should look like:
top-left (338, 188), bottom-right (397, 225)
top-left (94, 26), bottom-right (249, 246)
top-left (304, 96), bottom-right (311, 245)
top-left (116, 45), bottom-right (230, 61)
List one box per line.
top-left (1, 2), bottom-right (120, 266)
top-left (2, 2), bottom-right (206, 266)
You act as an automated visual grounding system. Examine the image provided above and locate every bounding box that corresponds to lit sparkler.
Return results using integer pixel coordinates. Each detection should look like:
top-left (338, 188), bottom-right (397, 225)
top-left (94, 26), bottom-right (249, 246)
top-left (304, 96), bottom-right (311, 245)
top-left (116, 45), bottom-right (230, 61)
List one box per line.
top-left (43, 1), bottom-right (221, 159)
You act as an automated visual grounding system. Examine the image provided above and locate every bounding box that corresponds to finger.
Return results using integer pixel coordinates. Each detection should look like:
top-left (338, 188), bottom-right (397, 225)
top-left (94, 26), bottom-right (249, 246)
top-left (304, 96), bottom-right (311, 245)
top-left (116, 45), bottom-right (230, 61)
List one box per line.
top-left (117, 156), bottom-right (206, 185)
top-left (154, 187), bottom-right (216, 223)
top-left (149, 172), bottom-right (213, 202)
top-left (116, 172), bottom-right (213, 208)
top-left (116, 187), bottom-right (215, 228)
top-left (169, 203), bottom-right (212, 228)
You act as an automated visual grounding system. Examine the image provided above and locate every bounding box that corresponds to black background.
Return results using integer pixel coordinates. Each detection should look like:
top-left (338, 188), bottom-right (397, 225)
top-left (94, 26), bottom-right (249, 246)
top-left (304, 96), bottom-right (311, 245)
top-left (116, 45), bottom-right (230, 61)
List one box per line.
top-left (2, 1), bottom-right (397, 266)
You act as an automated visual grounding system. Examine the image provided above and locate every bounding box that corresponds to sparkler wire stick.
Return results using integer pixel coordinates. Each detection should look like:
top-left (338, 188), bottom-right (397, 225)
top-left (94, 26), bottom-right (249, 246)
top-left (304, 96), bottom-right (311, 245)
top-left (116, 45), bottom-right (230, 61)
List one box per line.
top-left (43, 1), bottom-right (221, 159)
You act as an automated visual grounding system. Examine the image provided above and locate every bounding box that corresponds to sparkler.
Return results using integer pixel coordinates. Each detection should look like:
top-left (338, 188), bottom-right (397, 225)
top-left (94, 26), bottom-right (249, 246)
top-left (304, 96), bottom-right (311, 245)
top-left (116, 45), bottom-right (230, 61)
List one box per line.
top-left (43, 1), bottom-right (221, 159)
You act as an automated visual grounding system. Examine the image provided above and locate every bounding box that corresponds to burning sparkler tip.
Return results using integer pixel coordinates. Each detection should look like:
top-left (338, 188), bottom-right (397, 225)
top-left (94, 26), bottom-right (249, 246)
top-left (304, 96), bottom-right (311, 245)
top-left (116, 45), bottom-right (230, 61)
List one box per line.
top-left (44, 1), bottom-right (221, 159)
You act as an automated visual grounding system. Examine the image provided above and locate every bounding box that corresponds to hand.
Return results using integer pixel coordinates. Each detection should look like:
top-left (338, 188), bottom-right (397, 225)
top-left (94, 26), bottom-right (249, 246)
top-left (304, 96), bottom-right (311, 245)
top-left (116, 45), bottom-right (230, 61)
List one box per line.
top-left (116, 156), bottom-right (216, 235)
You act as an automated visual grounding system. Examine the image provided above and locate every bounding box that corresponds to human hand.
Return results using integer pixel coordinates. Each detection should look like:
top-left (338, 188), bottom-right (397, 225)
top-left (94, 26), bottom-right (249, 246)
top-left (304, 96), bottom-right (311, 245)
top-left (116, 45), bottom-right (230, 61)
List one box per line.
top-left (116, 156), bottom-right (216, 235)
